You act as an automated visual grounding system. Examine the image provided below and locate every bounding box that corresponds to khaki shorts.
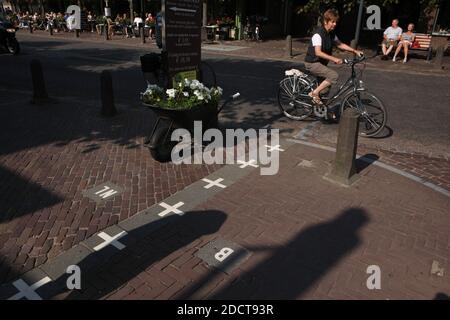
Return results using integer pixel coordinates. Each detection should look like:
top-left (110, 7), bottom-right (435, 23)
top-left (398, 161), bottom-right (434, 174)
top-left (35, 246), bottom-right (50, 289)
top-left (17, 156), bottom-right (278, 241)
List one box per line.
top-left (382, 39), bottom-right (398, 47)
top-left (304, 62), bottom-right (339, 85)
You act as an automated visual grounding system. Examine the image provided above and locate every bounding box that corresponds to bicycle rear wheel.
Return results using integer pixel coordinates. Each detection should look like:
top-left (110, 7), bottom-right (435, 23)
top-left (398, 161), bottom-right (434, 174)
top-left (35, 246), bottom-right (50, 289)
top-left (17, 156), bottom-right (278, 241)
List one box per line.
top-left (278, 76), bottom-right (313, 120)
top-left (341, 91), bottom-right (387, 137)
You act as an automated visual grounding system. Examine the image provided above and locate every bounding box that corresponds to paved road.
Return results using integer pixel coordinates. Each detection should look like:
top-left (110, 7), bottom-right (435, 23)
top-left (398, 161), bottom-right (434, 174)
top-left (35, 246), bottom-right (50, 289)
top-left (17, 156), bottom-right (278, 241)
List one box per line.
top-left (2, 33), bottom-right (449, 158)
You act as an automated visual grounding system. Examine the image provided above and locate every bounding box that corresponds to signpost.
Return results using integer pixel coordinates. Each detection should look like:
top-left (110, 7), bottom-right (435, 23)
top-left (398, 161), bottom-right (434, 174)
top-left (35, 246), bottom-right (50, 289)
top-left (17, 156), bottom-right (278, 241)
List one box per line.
top-left (162, 0), bottom-right (202, 87)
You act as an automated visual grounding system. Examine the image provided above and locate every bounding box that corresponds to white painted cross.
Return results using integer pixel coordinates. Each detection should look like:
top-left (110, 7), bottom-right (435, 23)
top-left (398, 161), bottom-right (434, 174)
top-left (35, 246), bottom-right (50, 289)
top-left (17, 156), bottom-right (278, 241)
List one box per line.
top-left (93, 231), bottom-right (128, 251)
top-left (237, 159), bottom-right (259, 168)
top-left (8, 277), bottom-right (52, 300)
top-left (265, 145), bottom-right (285, 152)
top-left (158, 202), bottom-right (185, 217)
top-left (95, 186), bottom-right (118, 199)
top-left (202, 178), bottom-right (226, 189)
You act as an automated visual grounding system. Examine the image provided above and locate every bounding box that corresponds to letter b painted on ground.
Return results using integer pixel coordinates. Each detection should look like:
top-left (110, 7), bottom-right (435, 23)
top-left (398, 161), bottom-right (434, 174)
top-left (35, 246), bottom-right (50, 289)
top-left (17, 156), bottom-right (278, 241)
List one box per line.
top-left (214, 248), bottom-right (234, 262)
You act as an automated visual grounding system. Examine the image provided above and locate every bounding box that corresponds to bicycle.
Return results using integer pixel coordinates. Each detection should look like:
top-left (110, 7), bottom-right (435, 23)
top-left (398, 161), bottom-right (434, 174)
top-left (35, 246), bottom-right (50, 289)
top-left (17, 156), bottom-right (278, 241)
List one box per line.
top-left (277, 56), bottom-right (387, 137)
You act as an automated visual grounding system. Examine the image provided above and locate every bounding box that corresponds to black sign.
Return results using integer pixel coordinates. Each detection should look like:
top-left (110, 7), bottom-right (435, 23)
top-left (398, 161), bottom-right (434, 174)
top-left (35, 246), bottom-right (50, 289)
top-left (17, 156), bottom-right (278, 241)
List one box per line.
top-left (163, 0), bottom-right (202, 87)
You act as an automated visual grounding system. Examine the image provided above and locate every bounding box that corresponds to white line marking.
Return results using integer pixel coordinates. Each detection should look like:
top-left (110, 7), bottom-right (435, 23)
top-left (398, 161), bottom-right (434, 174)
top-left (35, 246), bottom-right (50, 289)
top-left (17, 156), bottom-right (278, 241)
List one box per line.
top-left (265, 145), bottom-right (285, 152)
top-left (286, 138), bottom-right (450, 198)
top-left (202, 178), bottom-right (227, 189)
top-left (94, 231), bottom-right (128, 251)
top-left (8, 277), bottom-right (52, 300)
top-left (237, 160), bottom-right (259, 168)
top-left (158, 202), bottom-right (185, 217)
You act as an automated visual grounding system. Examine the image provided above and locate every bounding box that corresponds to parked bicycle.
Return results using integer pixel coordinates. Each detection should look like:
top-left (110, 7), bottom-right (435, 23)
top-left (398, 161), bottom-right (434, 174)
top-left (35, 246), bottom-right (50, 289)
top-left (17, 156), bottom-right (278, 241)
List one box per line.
top-left (278, 55), bottom-right (387, 137)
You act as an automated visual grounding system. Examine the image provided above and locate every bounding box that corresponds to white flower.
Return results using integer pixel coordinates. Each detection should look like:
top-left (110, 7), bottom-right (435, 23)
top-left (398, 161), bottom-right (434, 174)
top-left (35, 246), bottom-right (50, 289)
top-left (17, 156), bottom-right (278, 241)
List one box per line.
top-left (190, 79), bottom-right (202, 90)
top-left (194, 90), bottom-right (204, 100)
top-left (183, 92), bottom-right (189, 97)
top-left (166, 88), bottom-right (176, 99)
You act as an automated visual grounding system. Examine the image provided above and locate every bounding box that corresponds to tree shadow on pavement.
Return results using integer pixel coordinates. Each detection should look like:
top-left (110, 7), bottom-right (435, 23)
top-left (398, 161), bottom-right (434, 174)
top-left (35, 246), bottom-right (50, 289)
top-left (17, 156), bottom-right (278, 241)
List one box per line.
top-left (0, 165), bottom-right (63, 224)
top-left (36, 210), bottom-right (227, 300)
top-left (434, 293), bottom-right (450, 300)
top-left (178, 208), bottom-right (369, 300)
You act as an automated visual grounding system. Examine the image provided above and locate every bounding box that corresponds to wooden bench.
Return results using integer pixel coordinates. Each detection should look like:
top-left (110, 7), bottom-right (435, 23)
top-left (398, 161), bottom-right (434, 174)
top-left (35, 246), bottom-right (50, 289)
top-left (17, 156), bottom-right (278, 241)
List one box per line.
top-left (410, 33), bottom-right (433, 60)
top-left (377, 33), bottom-right (433, 60)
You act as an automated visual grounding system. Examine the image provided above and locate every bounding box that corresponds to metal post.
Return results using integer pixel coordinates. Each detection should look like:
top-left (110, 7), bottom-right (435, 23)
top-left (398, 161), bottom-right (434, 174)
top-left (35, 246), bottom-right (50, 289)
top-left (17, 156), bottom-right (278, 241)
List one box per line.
top-left (105, 22), bottom-right (110, 40)
top-left (100, 70), bottom-right (117, 117)
top-left (352, 0), bottom-right (365, 49)
top-left (326, 108), bottom-right (360, 186)
top-left (141, 24), bottom-right (146, 44)
top-left (129, 0), bottom-right (134, 23)
top-left (30, 59), bottom-right (49, 104)
top-left (76, 29), bottom-right (80, 38)
top-left (49, 22), bottom-right (53, 35)
top-left (286, 35), bottom-right (292, 58)
top-left (435, 45), bottom-right (444, 69)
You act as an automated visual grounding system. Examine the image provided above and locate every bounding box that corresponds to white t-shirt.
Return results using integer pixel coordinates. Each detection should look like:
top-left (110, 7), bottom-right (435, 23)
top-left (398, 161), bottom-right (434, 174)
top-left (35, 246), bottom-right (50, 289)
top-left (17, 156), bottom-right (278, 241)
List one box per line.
top-left (133, 17), bottom-right (143, 25)
top-left (66, 15), bottom-right (76, 30)
top-left (384, 26), bottom-right (402, 40)
top-left (311, 33), bottom-right (340, 46)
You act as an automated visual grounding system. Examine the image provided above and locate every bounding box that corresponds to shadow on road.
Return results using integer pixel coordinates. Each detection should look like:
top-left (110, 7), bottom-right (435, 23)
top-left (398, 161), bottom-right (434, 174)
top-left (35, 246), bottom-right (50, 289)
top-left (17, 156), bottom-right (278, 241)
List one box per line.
top-left (35, 210), bottom-right (227, 300)
top-left (177, 207), bottom-right (370, 299)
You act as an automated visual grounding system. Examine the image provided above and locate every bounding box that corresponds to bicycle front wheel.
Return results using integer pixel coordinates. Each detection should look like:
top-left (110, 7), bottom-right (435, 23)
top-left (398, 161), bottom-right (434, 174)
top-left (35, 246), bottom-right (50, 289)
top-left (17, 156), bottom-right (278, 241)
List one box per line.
top-left (341, 91), bottom-right (387, 137)
top-left (278, 76), bottom-right (313, 121)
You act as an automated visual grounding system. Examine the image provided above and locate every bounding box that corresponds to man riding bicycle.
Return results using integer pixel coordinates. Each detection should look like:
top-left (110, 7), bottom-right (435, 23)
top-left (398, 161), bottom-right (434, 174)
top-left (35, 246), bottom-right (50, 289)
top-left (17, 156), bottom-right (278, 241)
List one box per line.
top-left (305, 9), bottom-right (363, 105)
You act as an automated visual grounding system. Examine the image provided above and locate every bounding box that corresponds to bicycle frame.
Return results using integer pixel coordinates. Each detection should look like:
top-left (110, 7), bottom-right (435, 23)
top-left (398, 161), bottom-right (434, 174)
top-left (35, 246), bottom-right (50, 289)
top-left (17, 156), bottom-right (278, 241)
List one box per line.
top-left (323, 63), bottom-right (363, 107)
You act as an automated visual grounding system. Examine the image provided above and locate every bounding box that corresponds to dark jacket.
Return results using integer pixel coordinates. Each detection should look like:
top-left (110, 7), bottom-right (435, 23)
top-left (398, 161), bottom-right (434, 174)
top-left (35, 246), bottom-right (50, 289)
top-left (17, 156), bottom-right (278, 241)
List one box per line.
top-left (305, 26), bottom-right (336, 66)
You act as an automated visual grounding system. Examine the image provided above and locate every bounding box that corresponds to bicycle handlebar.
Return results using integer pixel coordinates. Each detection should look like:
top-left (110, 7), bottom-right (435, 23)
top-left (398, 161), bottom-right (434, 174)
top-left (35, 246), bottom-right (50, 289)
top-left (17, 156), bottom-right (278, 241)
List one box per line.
top-left (343, 55), bottom-right (366, 66)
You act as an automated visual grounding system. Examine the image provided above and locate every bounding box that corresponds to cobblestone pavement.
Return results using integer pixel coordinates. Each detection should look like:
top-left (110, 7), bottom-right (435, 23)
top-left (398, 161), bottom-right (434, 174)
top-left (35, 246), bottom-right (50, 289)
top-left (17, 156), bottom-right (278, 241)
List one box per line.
top-left (0, 94), bottom-right (221, 284)
top-left (5, 141), bottom-right (445, 300)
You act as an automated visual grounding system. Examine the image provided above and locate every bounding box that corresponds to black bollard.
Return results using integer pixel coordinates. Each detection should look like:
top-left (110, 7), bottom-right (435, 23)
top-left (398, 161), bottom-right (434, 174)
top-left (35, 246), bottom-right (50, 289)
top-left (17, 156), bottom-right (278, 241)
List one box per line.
top-left (105, 24), bottom-right (110, 40)
top-left (29, 23), bottom-right (33, 34)
top-left (30, 59), bottom-right (49, 104)
top-left (435, 46), bottom-right (444, 69)
top-left (49, 23), bottom-right (53, 36)
top-left (140, 24), bottom-right (146, 44)
top-left (100, 70), bottom-right (117, 117)
top-left (75, 29), bottom-right (80, 38)
top-left (285, 35), bottom-right (292, 58)
top-left (326, 108), bottom-right (360, 186)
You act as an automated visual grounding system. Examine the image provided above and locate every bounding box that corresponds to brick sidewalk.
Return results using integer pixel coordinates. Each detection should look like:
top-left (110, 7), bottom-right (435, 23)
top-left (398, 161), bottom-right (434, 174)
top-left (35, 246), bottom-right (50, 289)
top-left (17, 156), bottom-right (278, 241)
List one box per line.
top-left (1, 30), bottom-right (448, 300)
top-left (105, 143), bottom-right (450, 300)
top-left (3, 140), bottom-right (447, 300)
top-left (0, 94), bottom-right (221, 284)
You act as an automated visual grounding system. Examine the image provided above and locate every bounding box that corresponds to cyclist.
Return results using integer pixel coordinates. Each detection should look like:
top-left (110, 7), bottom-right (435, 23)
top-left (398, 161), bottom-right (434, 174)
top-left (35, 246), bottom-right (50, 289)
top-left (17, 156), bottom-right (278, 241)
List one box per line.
top-left (305, 9), bottom-right (363, 105)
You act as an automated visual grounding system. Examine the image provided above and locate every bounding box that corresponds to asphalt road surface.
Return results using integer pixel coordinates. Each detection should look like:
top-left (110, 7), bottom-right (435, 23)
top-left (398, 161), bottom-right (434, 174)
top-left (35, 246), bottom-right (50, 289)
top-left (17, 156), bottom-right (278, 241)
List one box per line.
top-left (1, 33), bottom-right (449, 158)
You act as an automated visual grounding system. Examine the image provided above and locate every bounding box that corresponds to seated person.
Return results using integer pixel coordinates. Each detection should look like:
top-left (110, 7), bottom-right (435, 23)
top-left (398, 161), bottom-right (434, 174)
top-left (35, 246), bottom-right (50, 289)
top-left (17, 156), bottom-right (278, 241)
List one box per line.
top-left (133, 14), bottom-right (143, 37)
top-left (106, 16), bottom-right (114, 38)
top-left (304, 9), bottom-right (363, 105)
top-left (381, 19), bottom-right (402, 60)
top-left (393, 23), bottom-right (415, 63)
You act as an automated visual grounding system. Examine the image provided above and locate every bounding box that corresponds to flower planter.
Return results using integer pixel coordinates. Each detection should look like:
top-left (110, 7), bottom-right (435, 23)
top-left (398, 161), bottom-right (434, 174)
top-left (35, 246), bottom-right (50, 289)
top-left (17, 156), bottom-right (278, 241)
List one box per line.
top-left (143, 102), bottom-right (219, 162)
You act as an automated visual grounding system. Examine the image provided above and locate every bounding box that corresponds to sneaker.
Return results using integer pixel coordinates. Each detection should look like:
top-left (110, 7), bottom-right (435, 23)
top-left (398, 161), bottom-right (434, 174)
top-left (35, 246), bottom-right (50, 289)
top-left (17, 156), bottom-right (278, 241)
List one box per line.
top-left (403, 58), bottom-right (407, 63)
top-left (392, 56), bottom-right (396, 62)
